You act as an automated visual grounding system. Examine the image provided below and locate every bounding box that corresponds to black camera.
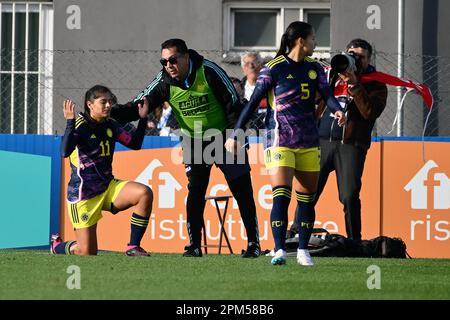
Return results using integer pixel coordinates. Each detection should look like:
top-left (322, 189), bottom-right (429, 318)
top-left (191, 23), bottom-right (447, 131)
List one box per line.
top-left (330, 52), bottom-right (362, 73)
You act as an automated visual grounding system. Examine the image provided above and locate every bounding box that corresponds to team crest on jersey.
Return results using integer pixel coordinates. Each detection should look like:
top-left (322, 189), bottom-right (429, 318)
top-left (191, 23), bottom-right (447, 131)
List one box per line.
top-left (274, 153), bottom-right (284, 161)
top-left (308, 70), bottom-right (317, 80)
top-left (106, 128), bottom-right (113, 138)
top-left (81, 213), bottom-right (90, 222)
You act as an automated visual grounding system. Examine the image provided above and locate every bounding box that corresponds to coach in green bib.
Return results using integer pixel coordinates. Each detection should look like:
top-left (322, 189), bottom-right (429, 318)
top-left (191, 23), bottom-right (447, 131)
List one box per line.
top-left (111, 39), bottom-right (261, 258)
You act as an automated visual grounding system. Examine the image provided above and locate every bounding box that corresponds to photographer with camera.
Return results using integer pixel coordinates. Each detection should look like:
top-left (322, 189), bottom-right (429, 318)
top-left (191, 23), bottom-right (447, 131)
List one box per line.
top-left (289, 38), bottom-right (387, 241)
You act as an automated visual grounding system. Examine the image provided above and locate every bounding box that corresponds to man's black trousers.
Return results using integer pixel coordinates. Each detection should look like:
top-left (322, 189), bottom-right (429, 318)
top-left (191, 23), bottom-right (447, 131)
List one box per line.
top-left (182, 134), bottom-right (259, 249)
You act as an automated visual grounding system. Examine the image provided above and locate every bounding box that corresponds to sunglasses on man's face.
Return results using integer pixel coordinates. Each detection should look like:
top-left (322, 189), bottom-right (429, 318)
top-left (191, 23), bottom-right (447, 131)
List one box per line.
top-left (160, 54), bottom-right (181, 67)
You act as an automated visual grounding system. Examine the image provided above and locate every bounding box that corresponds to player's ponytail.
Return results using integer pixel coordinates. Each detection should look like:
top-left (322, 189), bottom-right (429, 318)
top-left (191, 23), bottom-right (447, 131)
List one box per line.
top-left (83, 85), bottom-right (112, 123)
top-left (276, 34), bottom-right (289, 57)
top-left (276, 21), bottom-right (313, 57)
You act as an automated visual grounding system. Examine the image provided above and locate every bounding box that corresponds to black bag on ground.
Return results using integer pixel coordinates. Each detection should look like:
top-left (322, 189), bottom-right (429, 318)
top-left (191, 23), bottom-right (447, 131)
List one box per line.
top-left (286, 228), bottom-right (357, 257)
top-left (360, 236), bottom-right (410, 258)
top-left (285, 229), bottom-right (410, 258)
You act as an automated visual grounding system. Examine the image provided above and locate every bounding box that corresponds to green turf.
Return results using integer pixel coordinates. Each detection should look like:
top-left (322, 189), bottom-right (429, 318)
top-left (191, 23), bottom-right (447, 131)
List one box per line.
top-left (1, 250), bottom-right (449, 300)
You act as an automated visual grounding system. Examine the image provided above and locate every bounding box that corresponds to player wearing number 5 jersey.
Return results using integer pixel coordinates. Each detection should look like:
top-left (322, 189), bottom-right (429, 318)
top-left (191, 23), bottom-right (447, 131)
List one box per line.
top-left (226, 21), bottom-right (345, 266)
top-left (51, 85), bottom-right (154, 257)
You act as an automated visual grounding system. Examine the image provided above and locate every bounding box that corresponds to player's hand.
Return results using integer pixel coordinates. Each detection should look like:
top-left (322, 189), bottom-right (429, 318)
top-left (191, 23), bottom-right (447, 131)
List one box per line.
top-left (138, 96), bottom-right (150, 119)
top-left (338, 70), bottom-right (358, 85)
top-left (334, 110), bottom-right (346, 127)
top-left (225, 138), bottom-right (241, 154)
top-left (63, 100), bottom-right (75, 120)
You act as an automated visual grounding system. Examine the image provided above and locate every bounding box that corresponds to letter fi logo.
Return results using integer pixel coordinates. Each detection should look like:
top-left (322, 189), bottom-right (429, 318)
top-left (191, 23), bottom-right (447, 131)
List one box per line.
top-left (404, 160), bottom-right (450, 210)
top-left (135, 159), bottom-right (182, 208)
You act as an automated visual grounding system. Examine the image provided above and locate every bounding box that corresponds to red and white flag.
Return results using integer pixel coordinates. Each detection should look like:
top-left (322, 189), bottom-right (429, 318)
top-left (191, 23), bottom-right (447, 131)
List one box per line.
top-left (361, 72), bottom-right (433, 109)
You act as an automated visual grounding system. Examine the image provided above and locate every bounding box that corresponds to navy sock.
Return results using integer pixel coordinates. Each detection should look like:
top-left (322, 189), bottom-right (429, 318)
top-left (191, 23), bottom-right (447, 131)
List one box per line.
top-left (295, 192), bottom-right (316, 249)
top-left (54, 241), bottom-right (76, 255)
top-left (129, 213), bottom-right (149, 246)
top-left (271, 186), bottom-right (292, 251)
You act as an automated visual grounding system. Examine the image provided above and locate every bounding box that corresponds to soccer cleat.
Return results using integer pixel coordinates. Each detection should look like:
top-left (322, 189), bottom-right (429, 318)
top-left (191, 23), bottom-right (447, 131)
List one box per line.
top-left (183, 245), bottom-right (202, 257)
top-left (271, 249), bottom-right (287, 265)
top-left (50, 234), bottom-right (63, 254)
top-left (125, 246), bottom-right (150, 257)
top-left (297, 249), bottom-right (314, 266)
top-left (241, 242), bottom-right (261, 258)
top-left (265, 249), bottom-right (275, 257)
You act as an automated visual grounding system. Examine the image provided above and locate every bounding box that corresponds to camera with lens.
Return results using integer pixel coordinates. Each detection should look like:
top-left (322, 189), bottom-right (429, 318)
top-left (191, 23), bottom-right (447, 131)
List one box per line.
top-left (330, 52), bottom-right (362, 74)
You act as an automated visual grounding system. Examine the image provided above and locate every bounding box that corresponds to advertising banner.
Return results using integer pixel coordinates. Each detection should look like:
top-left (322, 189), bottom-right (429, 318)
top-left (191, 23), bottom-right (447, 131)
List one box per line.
top-left (382, 141), bottom-right (450, 258)
top-left (62, 143), bottom-right (383, 254)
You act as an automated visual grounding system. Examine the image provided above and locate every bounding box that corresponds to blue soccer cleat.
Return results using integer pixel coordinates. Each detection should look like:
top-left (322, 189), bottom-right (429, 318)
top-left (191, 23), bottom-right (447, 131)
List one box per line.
top-left (271, 249), bottom-right (287, 265)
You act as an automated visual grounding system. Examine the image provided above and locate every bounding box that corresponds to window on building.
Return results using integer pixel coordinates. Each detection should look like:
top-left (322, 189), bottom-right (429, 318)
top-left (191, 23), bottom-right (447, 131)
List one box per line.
top-left (232, 10), bottom-right (279, 49)
top-left (304, 10), bottom-right (330, 49)
top-left (0, 2), bottom-right (53, 134)
top-left (224, 2), bottom-right (330, 53)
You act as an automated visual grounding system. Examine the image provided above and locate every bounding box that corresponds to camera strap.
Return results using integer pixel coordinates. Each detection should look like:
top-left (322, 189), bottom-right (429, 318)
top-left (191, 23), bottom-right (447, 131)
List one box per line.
top-left (327, 80), bottom-right (349, 143)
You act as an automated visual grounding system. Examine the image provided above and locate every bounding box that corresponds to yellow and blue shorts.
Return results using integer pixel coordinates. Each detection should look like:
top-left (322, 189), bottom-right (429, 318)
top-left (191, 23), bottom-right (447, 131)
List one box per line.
top-left (67, 179), bottom-right (129, 229)
top-left (264, 147), bottom-right (320, 172)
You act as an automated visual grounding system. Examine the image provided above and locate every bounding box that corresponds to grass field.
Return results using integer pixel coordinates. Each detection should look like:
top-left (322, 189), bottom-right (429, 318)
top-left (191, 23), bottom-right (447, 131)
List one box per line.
top-left (1, 250), bottom-right (450, 300)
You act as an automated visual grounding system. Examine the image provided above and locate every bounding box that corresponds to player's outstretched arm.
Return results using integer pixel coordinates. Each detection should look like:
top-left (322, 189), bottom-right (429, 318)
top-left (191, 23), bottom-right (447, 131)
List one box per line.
top-left (61, 100), bottom-right (79, 157)
top-left (117, 97), bottom-right (149, 150)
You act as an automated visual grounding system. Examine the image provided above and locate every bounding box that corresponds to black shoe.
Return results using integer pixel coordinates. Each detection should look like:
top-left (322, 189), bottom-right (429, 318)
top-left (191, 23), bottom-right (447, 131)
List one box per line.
top-left (125, 246), bottom-right (150, 257)
top-left (183, 245), bottom-right (202, 257)
top-left (241, 242), bottom-right (261, 258)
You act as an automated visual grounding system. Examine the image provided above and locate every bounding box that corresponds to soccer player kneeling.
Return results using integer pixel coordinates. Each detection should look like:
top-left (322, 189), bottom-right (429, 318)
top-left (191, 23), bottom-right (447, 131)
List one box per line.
top-left (51, 85), bottom-right (153, 256)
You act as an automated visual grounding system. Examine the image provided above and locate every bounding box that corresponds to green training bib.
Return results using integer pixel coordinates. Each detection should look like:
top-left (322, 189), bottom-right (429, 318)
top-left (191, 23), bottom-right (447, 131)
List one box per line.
top-left (169, 64), bottom-right (227, 138)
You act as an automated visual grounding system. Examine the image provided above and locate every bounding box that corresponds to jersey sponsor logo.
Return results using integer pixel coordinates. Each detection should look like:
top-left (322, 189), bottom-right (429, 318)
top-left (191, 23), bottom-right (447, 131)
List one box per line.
top-left (181, 105), bottom-right (210, 117)
top-left (106, 128), bottom-right (113, 138)
top-left (274, 152), bottom-right (283, 161)
top-left (308, 70), bottom-right (318, 80)
top-left (178, 94), bottom-right (209, 110)
top-left (178, 94), bottom-right (211, 117)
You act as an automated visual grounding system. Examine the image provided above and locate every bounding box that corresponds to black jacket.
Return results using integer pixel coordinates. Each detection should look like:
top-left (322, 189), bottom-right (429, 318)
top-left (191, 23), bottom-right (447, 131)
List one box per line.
top-left (317, 65), bottom-right (388, 149)
top-left (111, 49), bottom-right (243, 130)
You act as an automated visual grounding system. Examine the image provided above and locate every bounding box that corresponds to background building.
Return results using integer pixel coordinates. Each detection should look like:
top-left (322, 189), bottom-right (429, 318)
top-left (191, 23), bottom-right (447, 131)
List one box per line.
top-left (0, 0), bottom-right (449, 136)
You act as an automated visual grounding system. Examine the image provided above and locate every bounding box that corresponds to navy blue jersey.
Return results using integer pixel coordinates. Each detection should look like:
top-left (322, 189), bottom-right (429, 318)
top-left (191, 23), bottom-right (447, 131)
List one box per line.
top-left (234, 55), bottom-right (341, 149)
top-left (61, 114), bottom-right (147, 202)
